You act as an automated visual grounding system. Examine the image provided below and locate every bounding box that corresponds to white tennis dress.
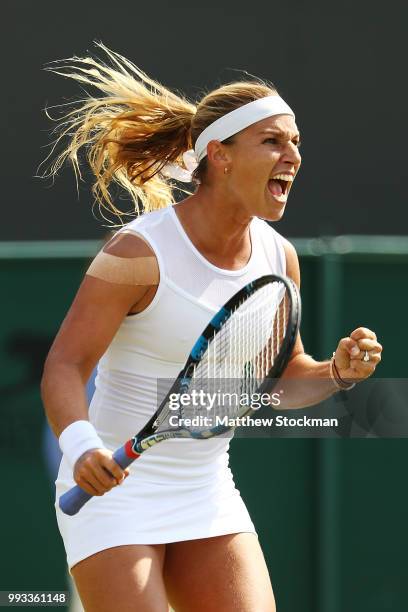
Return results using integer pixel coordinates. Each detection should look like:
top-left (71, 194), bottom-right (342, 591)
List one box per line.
top-left (55, 205), bottom-right (286, 570)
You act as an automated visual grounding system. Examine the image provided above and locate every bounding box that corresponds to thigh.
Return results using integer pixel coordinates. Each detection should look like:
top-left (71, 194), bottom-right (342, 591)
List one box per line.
top-left (71, 544), bottom-right (168, 612)
top-left (164, 533), bottom-right (275, 612)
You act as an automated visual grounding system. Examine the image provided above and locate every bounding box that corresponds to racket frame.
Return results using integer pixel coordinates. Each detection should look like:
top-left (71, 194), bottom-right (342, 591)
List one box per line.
top-left (128, 274), bottom-right (301, 451)
top-left (59, 274), bottom-right (301, 515)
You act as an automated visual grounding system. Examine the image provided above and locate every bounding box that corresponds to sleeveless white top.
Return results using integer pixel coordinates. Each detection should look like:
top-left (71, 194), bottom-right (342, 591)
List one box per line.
top-left (92, 206), bottom-right (286, 478)
top-left (55, 205), bottom-right (286, 570)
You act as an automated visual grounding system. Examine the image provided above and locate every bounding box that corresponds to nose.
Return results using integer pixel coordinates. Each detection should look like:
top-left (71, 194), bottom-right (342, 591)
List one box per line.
top-left (283, 141), bottom-right (301, 166)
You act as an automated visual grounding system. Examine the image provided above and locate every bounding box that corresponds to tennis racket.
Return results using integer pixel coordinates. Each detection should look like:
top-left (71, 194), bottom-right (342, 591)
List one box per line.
top-left (60, 274), bottom-right (301, 515)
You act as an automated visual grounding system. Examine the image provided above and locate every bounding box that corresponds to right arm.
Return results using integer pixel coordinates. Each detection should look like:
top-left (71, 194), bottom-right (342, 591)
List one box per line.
top-left (41, 232), bottom-right (159, 496)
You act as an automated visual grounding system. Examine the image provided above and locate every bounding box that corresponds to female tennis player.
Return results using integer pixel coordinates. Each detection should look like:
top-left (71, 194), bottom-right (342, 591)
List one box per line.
top-left (41, 43), bottom-right (383, 612)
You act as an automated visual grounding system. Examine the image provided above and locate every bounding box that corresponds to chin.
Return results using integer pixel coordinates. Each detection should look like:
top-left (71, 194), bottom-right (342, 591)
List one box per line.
top-left (260, 202), bottom-right (286, 222)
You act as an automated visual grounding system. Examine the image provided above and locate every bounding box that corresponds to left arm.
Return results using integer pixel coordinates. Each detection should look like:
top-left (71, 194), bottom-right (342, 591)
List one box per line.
top-left (278, 238), bottom-right (383, 409)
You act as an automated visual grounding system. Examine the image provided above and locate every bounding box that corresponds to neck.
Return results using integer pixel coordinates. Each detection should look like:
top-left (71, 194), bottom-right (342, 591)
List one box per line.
top-left (174, 187), bottom-right (253, 269)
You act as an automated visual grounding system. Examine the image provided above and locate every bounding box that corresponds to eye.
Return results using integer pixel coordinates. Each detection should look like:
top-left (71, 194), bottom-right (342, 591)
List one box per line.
top-left (294, 140), bottom-right (302, 149)
top-left (263, 138), bottom-right (279, 145)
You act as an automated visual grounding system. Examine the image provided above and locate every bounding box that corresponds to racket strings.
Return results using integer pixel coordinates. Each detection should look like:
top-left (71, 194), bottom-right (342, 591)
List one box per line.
top-left (179, 282), bottom-right (290, 427)
top-left (156, 282), bottom-right (291, 433)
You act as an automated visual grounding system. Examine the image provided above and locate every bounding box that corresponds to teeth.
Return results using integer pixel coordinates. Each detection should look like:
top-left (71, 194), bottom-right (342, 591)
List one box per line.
top-left (271, 173), bottom-right (293, 182)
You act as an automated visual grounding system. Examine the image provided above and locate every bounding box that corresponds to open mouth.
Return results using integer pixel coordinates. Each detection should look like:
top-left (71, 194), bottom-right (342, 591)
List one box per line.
top-left (268, 174), bottom-right (293, 199)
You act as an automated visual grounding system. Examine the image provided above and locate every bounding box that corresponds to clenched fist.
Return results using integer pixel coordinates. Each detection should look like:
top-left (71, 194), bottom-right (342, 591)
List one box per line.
top-left (333, 327), bottom-right (383, 383)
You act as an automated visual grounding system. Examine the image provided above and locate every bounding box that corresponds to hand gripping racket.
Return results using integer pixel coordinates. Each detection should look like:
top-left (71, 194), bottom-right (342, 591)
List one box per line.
top-left (60, 274), bottom-right (301, 515)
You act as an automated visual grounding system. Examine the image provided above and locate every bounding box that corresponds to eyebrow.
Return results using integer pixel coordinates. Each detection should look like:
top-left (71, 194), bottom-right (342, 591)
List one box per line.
top-left (259, 129), bottom-right (301, 140)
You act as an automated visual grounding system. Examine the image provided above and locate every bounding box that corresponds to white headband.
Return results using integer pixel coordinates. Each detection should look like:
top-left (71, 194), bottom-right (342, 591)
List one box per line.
top-left (161, 95), bottom-right (295, 183)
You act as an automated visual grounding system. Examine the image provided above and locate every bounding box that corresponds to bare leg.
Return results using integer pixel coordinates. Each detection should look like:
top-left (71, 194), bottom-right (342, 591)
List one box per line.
top-left (71, 544), bottom-right (168, 612)
top-left (67, 571), bottom-right (84, 612)
top-left (164, 533), bottom-right (275, 612)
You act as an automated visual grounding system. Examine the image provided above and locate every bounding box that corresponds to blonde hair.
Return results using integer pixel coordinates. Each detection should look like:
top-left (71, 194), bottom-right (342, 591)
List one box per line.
top-left (40, 42), bottom-right (277, 222)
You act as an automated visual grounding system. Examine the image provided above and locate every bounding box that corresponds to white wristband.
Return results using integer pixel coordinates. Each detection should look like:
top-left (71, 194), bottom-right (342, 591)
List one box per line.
top-left (59, 420), bottom-right (105, 469)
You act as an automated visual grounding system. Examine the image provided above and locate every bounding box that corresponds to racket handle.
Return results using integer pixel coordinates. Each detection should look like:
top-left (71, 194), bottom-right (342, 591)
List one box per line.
top-left (112, 445), bottom-right (138, 469)
top-left (59, 440), bottom-right (140, 516)
top-left (59, 486), bottom-right (92, 516)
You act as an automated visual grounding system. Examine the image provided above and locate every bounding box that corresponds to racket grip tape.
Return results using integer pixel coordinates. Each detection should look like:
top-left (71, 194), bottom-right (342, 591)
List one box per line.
top-left (58, 441), bottom-right (140, 516)
top-left (58, 486), bottom-right (93, 516)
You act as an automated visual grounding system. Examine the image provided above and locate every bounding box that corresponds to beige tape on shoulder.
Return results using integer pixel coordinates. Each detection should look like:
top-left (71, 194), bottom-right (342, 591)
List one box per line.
top-left (86, 251), bottom-right (159, 286)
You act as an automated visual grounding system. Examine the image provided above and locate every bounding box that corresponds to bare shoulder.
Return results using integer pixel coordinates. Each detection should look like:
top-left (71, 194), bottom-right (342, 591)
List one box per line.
top-left (103, 230), bottom-right (157, 259)
top-left (44, 232), bottom-right (162, 376)
top-left (87, 230), bottom-right (160, 287)
top-left (281, 237), bottom-right (300, 287)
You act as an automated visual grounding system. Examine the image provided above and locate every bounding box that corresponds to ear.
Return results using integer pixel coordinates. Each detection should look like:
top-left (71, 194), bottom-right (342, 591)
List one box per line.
top-left (206, 140), bottom-right (232, 170)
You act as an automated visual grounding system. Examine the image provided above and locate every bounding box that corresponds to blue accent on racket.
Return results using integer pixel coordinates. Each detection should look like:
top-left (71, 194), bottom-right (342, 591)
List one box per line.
top-left (209, 306), bottom-right (230, 329)
top-left (190, 335), bottom-right (209, 360)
